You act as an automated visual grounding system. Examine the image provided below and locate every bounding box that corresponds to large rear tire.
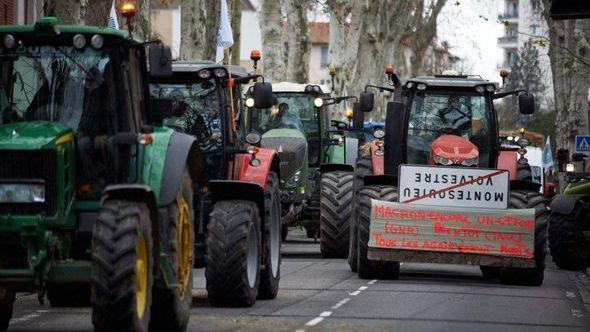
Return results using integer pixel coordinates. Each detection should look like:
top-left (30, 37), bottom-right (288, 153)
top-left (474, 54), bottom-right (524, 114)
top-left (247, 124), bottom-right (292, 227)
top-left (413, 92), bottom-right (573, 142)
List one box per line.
top-left (150, 169), bottom-right (194, 332)
top-left (500, 190), bottom-right (548, 286)
top-left (349, 156), bottom-right (373, 272)
top-left (0, 288), bottom-right (14, 332)
top-left (548, 202), bottom-right (589, 270)
top-left (357, 185), bottom-right (400, 280)
top-left (206, 201), bottom-right (261, 307)
top-left (320, 171), bottom-right (354, 258)
top-left (91, 200), bottom-right (154, 332)
top-left (258, 172), bottom-right (281, 300)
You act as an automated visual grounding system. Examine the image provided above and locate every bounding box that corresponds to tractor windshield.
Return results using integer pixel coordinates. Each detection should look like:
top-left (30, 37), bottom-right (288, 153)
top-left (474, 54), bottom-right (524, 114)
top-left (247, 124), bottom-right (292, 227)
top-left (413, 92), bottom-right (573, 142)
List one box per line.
top-left (150, 80), bottom-right (222, 153)
top-left (407, 91), bottom-right (491, 166)
top-left (0, 46), bottom-right (117, 133)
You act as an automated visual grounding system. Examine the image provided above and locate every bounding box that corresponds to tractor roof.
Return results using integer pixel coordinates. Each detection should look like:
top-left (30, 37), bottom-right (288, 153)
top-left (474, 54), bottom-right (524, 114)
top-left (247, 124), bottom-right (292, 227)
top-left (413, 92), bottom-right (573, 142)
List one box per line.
top-left (405, 75), bottom-right (500, 89)
top-left (271, 82), bottom-right (330, 94)
top-left (0, 18), bottom-right (135, 41)
top-left (170, 61), bottom-right (249, 78)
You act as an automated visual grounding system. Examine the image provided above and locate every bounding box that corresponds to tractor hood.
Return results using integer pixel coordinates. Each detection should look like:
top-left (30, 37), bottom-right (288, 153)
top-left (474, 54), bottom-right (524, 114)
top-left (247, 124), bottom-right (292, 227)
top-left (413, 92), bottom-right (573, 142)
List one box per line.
top-left (261, 129), bottom-right (308, 181)
top-left (0, 122), bottom-right (72, 150)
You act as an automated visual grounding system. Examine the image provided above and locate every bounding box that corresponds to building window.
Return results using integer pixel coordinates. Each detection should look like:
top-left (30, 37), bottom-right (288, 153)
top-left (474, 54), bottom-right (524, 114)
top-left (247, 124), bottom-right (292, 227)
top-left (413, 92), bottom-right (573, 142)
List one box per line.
top-left (530, 24), bottom-right (539, 35)
top-left (320, 46), bottom-right (329, 68)
top-left (531, 0), bottom-right (540, 13)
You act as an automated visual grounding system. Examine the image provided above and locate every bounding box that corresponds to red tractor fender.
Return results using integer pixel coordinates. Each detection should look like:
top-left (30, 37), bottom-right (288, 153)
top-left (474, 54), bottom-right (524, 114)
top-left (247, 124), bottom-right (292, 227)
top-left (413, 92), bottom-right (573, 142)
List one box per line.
top-left (232, 147), bottom-right (280, 190)
top-left (370, 141), bottom-right (384, 176)
top-left (497, 150), bottom-right (518, 180)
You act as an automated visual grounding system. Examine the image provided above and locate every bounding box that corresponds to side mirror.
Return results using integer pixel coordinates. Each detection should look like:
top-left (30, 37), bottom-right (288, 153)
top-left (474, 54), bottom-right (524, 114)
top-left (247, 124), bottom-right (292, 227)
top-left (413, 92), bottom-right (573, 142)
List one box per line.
top-left (149, 45), bottom-right (172, 77)
top-left (518, 92), bottom-right (535, 115)
top-left (360, 91), bottom-right (374, 112)
top-left (150, 97), bottom-right (174, 126)
top-left (252, 82), bottom-right (274, 109)
top-left (352, 102), bottom-right (364, 131)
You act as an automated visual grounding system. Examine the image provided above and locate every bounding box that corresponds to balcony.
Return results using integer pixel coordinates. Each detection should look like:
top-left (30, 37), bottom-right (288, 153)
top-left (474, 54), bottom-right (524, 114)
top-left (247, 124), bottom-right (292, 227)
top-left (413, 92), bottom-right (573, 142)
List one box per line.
top-left (498, 13), bottom-right (519, 22)
top-left (497, 36), bottom-right (518, 48)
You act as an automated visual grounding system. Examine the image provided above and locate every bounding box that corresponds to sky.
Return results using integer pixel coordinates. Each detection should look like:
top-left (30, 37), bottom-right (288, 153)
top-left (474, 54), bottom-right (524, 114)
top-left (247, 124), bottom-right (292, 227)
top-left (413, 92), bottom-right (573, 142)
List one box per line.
top-left (437, 0), bottom-right (503, 82)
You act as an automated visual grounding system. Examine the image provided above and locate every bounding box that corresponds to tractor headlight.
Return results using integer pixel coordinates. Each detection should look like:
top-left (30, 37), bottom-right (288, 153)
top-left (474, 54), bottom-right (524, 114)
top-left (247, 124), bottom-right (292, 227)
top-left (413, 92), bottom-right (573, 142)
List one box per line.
top-left (566, 163), bottom-right (575, 172)
top-left (461, 156), bottom-right (479, 167)
top-left (0, 183), bottom-right (45, 203)
top-left (245, 97), bottom-right (255, 107)
top-left (314, 98), bottom-right (324, 107)
top-left (431, 154), bottom-right (454, 166)
top-left (286, 171), bottom-right (301, 187)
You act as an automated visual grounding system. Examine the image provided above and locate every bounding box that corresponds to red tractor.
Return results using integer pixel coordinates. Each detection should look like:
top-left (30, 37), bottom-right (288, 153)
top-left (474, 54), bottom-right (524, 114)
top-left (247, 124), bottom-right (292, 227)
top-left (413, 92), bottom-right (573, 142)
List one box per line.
top-left (350, 69), bottom-right (548, 286)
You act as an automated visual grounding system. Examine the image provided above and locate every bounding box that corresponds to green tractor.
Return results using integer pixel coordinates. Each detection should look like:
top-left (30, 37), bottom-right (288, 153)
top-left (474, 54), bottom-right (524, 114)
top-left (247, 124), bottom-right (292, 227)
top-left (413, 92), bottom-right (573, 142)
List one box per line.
top-left (0, 16), bottom-right (199, 332)
top-left (244, 82), bottom-right (363, 257)
top-left (149, 61), bottom-right (282, 306)
top-left (548, 152), bottom-right (590, 270)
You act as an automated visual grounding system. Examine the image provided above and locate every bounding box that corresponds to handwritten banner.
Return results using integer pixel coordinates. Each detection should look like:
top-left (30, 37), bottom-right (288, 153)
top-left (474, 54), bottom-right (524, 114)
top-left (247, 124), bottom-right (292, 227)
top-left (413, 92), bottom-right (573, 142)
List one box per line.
top-left (368, 199), bottom-right (535, 258)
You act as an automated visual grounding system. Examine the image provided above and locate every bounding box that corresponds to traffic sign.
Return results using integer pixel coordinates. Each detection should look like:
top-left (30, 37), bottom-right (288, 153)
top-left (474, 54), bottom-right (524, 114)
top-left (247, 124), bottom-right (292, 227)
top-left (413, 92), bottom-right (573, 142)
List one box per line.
top-left (398, 165), bottom-right (510, 209)
top-left (575, 135), bottom-right (590, 152)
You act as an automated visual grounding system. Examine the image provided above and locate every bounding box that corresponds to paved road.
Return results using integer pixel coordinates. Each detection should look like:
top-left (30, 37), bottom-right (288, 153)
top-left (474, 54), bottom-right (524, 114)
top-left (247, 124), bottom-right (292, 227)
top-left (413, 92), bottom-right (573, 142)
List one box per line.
top-left (8, 229), bottom-right (590, 331)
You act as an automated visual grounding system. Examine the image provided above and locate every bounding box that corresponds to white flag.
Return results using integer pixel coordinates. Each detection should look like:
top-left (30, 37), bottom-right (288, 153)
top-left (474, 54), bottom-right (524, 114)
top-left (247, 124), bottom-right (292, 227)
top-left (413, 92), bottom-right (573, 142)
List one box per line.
top-left (107, 0), bottom-right (119, 30)
top-left (542, 136), bottom-right (554, 171)
top-left (215, 0), bottom-right (234, 63)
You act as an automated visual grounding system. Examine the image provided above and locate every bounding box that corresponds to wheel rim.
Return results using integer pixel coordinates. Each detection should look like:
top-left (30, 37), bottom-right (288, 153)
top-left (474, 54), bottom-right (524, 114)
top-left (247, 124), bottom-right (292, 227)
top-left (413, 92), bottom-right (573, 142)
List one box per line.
top-left (177, 197), bottom-right (192, 300)
top-left (135, 234), bottom-right (148, 320)
top-left (270, 196), bottom-right (280, 277)
top-left (246, 226), bottom-right (258, 288)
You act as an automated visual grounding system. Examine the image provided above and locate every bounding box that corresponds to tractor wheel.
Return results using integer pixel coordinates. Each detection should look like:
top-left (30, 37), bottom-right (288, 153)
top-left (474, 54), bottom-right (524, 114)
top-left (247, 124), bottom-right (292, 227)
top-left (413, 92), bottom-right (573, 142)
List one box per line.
top-left (320, 171), bottom-right (354, 258)
top-left (258, 172), bottom-right (281, 300)
top-left (516, 164), bottom-right (532, 181)
top-left (91, 200), bottom-right (154, 332)
top-left (206, 201), bottom-right (261, 307)
top-left (150, 169), bottom-right (194, 332)
top-left (357, 185), bottom-right (400, 279)
top-left (281, 225), bottom-right (288, 242)
top-left (349, 155), bottom-right (373, 272)
top-left (479, 266), bottom-right (501, 279)
top-left (47, 284), bottom-right (90, 307)
top-left (499, 190), bottom-right (549, 286)
top-left (0, 288), bottom-right (14, 331)
top-left (548, 202), bottom-right (589, 270)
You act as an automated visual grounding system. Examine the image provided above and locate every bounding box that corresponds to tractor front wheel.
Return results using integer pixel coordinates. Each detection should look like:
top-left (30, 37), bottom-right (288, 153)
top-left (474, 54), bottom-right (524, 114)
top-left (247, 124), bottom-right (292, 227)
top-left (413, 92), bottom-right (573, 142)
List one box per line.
top-left (320, 171), bottom-right (354, 258)
top-left (357, 185), bottom-right (400, 280)
top-left (349, 155), bottom-right (374, 272)
top-left (206, 201), bottom-right (261, 307)
top-left (500, 189), bottom-right (549, 286)
top-left (150, 169), bottom-right (194, 331)
top-left (0, 288), bottom-right (14, 331)
top-left (258, 172), bottom-right (282, 299)
top-left (548, 202), bottom-right (589, 270)
top-left (91, 200), bottom-right (154, 332)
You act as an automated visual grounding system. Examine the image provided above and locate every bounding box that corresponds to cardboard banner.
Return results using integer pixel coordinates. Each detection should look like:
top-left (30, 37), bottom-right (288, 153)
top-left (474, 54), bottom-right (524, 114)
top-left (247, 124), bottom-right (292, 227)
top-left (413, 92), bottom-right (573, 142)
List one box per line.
top-left (368, 199), bottom-right (536, 258)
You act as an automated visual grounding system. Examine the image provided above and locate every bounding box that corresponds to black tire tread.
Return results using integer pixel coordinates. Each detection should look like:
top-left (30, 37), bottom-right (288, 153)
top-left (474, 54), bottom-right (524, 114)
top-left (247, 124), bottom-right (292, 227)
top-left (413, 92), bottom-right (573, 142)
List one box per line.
top-left (0, 288), bottom-right (14, 331)
top-left (258, 172), bottom-right (281, 299)
top-left (548, 203), bottom-right (589, 270)
top-left (349, 155), bottom-right (373, 272)
top-left (320, 171), bottom-right (354, 258)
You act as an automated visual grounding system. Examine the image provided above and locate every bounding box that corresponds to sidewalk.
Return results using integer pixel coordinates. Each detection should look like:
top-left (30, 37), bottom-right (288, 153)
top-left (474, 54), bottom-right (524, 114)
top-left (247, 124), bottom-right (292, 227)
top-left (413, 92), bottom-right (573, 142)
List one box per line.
top-left (569, 268), bottom-right (590, 314)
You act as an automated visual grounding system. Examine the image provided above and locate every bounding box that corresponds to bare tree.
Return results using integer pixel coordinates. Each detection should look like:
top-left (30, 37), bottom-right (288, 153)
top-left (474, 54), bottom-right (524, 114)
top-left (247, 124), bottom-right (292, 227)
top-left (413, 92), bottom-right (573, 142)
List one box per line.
top-left (259, 0), bottom-right (285, 82)
top-left (43, 0), bottom-right (87, 25)
top-left (229, 0), bottom-right (243, 65)
top-left (286, 0), bottom-right (311, 83)
top-left (179, 0), bottom-right (219, 61)
top-left (541, 0), bottom-right (590, 150)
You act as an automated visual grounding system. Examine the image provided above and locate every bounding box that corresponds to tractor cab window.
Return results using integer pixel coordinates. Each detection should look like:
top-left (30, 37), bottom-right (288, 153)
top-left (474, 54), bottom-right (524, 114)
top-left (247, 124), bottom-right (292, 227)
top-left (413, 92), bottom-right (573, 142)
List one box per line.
top-left (150, 80), bottom-right (223, 154)
top-left (0, 45), bottom-right (121, 189)
top-left (407, 91), bottom-right (491, 166)
top-left (249, 92), bottom-right (320, 165)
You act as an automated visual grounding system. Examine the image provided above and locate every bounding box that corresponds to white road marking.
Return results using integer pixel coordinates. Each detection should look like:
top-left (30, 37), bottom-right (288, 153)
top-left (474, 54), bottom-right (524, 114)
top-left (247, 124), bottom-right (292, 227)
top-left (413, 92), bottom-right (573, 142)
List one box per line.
top-left (368, 279), bottom-right (378, 285)
top-left (349, 290), bottom-right (361, 296)
top-left (571, 309), bottom-right (584, 318)
top-left (566, 291), bottom-right (576, 298)
top-left (358, 286), bottom-right (368, 291)
top-left (331, 298), bottom-right (350, 309)
top-left (319, 311), bottom-right (332, 317)
top-left (295, 329), bottom-right (306, 332)
top-left (304, 317), bottom-right (324, 326)
top-left (10, 313), bottom-right (40, 324)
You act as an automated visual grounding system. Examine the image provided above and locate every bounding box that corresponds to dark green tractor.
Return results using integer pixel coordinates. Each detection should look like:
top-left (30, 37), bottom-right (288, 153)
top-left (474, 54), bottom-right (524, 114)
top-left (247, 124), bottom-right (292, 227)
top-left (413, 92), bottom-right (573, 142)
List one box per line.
top-left (244, 82), bottom-right (363, 257)
top-left (0, 16), bottom-right (200, 332)
top-left (549, 152), bottom-right (590, 270)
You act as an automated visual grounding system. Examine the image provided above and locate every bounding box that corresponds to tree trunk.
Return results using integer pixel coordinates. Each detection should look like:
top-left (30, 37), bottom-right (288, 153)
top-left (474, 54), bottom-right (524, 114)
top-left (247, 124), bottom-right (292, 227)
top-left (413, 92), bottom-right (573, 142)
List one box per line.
top-left (44, 0), bottom-right (87, 25)
top-left (260, 0), bottom-right (285, 81)
top-left (230, 0), bottom-right (242, 65)
top-left (84, 0), bottom-right (111, 26)
top-left (286, 0), bottom-right (311, 83)
top-left (179, 0), bottom-right (219, 61)
top-left (541, 0), bottom-right (590, 150)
